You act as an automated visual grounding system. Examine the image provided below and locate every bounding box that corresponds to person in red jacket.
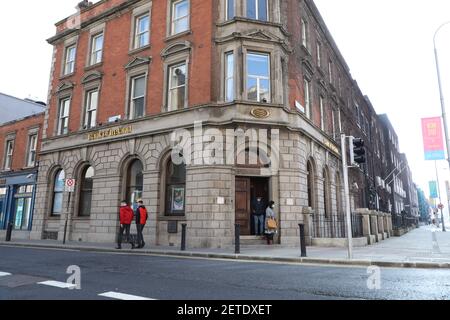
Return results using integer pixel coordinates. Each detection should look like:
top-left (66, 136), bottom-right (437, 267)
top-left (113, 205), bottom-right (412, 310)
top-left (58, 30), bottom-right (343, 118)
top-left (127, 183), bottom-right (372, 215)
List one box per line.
top-left (135, 200), bottom-right (148, 249)
top-left (116, 201), bottom-right (135, 250)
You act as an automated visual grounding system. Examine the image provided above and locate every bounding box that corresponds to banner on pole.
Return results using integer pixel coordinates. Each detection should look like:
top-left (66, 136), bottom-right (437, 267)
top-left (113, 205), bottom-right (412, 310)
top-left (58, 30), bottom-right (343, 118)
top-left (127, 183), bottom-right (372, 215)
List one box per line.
top-left (430, 181), bottom-right (438, 199)
top-left (422, 117), bottom-right (445, 160)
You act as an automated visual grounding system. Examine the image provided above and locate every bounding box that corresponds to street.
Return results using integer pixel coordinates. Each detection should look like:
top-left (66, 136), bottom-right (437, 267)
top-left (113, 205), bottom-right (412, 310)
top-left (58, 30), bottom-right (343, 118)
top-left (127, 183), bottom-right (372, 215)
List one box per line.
top-left (0, 246), bottom-right (449, 300)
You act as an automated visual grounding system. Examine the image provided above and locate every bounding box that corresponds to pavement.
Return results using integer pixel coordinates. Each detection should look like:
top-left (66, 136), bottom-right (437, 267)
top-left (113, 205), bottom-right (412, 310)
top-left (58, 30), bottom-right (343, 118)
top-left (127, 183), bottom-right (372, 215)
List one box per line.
top-left (1, 225), bottom-right (450, 269)
top-left (1, 245), bottom-right (450, 300)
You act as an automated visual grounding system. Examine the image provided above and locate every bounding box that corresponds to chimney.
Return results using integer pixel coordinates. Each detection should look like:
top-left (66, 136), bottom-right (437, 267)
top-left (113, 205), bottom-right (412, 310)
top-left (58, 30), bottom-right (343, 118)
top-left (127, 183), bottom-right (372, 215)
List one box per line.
top-left (77, 0), bottom-right (93, 10)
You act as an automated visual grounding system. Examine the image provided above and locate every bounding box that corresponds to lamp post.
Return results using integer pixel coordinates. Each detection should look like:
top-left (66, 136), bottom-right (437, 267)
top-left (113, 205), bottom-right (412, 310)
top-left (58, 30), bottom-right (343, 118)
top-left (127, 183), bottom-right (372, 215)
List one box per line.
top-left (433, 21), bottom-right (450, 232)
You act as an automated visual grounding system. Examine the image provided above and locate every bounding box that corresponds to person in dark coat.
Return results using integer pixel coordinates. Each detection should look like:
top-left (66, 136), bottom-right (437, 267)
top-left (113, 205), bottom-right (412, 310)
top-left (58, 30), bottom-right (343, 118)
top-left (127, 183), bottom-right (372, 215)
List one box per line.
top-left (252, 196), bottom-right (266, 236)
top-left (135, 200), bottom-right (148, 249)
top-left (116, 201), bottom-right (135, 250)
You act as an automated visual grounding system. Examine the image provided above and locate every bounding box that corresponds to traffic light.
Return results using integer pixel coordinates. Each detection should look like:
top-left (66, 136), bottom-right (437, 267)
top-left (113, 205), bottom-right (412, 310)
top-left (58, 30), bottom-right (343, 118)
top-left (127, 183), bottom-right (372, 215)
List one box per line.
top-left (350, 137), bottom-right (366, 165)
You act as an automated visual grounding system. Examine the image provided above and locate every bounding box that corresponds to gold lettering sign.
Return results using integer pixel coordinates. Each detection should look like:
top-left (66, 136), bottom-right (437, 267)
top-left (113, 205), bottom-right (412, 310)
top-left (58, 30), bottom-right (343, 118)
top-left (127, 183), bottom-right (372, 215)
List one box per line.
top-left (250, 108), bottom-right (271, 119)
top-left (323, 139), bottom-right (340, 155)
top-left (88, 126), bottom-right (133, 141)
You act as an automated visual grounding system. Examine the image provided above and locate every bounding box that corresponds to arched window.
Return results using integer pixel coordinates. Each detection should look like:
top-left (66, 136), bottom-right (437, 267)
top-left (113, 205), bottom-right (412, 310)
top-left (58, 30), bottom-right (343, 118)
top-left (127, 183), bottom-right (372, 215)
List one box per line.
top-left (307, 160), bottom-right (315, 209)
top-left (52, 169), bottom-right (65, 216)
top-left (126, 160), bottom-right (144, 209)
top-left (335, 173), bottom-right (343, 215)
top-left (79, 166), bottom-right (94, 217)
top-left (165, 158), bottom-right (186, 216)
top-left (323, 168), bottom-right (331, 218)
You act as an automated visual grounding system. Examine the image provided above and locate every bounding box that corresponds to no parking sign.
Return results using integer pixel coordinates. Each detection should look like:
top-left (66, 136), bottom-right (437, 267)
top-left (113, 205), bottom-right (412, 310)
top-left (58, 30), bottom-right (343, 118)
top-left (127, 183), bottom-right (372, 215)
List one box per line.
top-left (65, 179), bottom-right (76, 192)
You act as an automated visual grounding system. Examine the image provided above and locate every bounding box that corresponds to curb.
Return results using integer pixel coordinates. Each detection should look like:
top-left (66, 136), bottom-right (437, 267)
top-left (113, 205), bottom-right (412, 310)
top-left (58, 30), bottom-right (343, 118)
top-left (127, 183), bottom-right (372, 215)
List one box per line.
top-left (0, 242), bottom-right (449, 269)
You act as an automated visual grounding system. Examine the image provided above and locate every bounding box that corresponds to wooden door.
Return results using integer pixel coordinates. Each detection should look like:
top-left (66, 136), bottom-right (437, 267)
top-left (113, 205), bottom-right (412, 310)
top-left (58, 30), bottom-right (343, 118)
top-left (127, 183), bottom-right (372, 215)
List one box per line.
top-left (235, 177), bottom-right (251, 236)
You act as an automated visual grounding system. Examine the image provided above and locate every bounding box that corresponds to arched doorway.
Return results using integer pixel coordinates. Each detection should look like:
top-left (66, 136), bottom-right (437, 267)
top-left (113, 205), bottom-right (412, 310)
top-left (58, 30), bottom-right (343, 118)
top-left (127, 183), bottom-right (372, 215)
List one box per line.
top-left (125, 159), bottom-right (143, 210)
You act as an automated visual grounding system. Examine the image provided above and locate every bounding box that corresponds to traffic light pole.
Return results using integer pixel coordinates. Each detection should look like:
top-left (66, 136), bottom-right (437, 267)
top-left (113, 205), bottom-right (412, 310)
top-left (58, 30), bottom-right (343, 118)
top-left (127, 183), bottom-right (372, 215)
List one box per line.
top-left (341, 134), bottom-right (353, 260)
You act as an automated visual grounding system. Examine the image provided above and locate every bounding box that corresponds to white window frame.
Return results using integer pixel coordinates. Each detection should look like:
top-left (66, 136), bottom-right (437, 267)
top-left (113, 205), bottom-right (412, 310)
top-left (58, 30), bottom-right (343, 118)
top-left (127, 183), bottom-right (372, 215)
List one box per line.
top-left (316, 41), bottom-right (322, 67)
top-left (4, 140), bottom-right (14, 170)
top-left (246, 52), bottom-right (271, 103)
top-left (320, 96), bottom-right (325, 131)
top-left (246, 0), bottom-right (268, 21)
top-left (64, 45), bottom-right (76, 75)
top-left (90, 33), bottom-right (104, 65)
top-left (85, 89), bottom-right (99, 129)
top-left (331, 109), bottom-right (336, 138)
top-left (303, 78), bottom-right (311, 119)
top-left (27, 134), bottom-right (38, 167)
top-left (301, 18), bottom-right (308, 48)
top-left (58, 98), bottom-right (71, 136)
top-left (328, 60), bottom-right (333, 84)
top-left (171, 0), bottom-right (190, 36)
top-left (168, 62), bottom-right (187, 111)
top-left (134, 14), bottom-right (150, 49)
top-left (130, 75), bottom-right (146, 119)
top-left (225, 52), bottom-right (234, 102)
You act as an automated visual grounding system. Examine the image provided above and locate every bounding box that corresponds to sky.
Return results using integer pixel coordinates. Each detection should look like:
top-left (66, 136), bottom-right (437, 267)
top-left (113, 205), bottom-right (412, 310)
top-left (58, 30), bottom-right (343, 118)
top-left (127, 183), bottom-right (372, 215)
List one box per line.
top-left (1, 0), bottom-right (450, 220)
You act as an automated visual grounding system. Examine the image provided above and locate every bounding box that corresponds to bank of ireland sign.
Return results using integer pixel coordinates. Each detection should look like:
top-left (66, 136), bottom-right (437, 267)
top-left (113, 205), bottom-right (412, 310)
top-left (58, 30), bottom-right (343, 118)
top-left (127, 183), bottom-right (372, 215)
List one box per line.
top-left (421, 117), bottom-right (445, 161)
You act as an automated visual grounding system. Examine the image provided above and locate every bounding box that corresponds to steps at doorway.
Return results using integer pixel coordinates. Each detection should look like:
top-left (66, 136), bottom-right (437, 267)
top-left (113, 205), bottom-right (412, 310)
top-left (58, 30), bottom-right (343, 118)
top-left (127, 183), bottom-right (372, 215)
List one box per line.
top-left (240, 236), bottom-right (267, 245)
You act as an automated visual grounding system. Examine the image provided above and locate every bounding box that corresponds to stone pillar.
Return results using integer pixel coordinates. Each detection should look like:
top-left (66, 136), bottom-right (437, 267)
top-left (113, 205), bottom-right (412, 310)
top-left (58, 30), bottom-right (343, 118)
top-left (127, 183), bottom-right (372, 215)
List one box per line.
top-left (386, 213), bottom-right (393, 236)
top-left (378, 212), bottom-right (386, 240)
top-left (369, 211), bottom-right (380, 242)
top-left (356, 208), bottom-right (371, 239)
top-left (302, 207), bottom-right (314, 246)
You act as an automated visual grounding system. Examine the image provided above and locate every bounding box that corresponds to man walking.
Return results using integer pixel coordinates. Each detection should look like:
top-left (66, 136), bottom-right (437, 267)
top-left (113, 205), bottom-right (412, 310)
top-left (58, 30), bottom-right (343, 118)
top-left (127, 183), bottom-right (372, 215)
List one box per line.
top-left (252, 196), bottom-right (266, 236)
top-left (116, 201), bottom-right (134, 250)
top-left (135, 200), bottom-right (148, 249)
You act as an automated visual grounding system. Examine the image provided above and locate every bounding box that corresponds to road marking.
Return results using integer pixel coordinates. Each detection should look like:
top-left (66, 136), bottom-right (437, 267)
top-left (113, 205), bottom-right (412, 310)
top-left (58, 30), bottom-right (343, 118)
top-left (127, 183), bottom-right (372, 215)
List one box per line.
top-left (38, 280), bottom-right (77, 289)
top-left (0, 272), bottom-right (11, 277)
top-left (98, 291), bottom-right (155, 301)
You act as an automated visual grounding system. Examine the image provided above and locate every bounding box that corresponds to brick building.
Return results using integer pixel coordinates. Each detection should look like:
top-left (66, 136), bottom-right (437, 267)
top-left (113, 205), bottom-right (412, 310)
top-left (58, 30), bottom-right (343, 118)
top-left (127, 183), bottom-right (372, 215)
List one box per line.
top-left (29, 0), bottom-right (415, 248)
top-left (0, 93), bottom-right (46, 236)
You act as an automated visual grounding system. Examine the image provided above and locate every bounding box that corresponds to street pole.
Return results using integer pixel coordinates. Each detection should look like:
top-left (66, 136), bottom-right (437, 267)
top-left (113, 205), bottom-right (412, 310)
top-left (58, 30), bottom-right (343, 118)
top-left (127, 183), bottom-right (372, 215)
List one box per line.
top-left (433, 21), bottom-right (450, 232)
top-left (435, 161), bottom-right (446, 231)
top-left (341, 134), bottom-right (353, 259)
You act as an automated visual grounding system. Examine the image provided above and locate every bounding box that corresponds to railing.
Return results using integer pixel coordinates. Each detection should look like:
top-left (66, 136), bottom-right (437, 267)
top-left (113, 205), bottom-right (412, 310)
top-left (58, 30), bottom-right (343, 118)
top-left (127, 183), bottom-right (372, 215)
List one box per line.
top-left (392, 214), bottom-right (418, 230)
top-left (312, 213), bottom-right (364, 239)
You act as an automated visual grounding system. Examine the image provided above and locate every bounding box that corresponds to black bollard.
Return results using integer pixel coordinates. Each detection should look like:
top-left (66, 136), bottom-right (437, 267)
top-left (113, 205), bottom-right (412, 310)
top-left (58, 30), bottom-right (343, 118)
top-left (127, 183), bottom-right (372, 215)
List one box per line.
top-left (299, 224), bottom-right (307, 257)
top-left (235, 224), bottom-right (240, 254)
top-left (5, 223), bottom-right (13, 242)
top-left (181, 224), bottom-right (187, 251)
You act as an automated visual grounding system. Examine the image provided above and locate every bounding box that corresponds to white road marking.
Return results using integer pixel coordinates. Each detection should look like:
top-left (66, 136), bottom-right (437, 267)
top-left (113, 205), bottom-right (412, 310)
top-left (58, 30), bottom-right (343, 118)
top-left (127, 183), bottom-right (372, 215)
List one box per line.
top-left (38, 280), bottom-right (77, 289)
top-left (98, 291), bottom-right (155, 301)
top-left (0, 272), bottom-right (11, 277)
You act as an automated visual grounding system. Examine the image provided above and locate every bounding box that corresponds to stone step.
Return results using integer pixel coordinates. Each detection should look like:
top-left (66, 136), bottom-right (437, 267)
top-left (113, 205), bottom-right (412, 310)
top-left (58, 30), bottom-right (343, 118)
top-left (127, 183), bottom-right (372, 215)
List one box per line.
top-left (240, 236), bottom-right (267, 245)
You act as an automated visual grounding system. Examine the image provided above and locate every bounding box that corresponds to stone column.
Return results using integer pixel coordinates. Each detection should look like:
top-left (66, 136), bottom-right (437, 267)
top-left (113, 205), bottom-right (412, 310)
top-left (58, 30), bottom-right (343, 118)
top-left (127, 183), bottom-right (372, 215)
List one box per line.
top-left (378, 212), bottom-right (386, 240)
top-left (369, 211), bottom-right (380, 242)
top-left (356, 208), bottom-right (371, 242)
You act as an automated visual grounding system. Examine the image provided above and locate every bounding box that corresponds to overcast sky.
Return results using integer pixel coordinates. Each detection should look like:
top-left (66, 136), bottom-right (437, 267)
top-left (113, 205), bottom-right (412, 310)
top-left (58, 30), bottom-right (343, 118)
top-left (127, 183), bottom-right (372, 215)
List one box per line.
top-left (1, 0), bottom-right (450, 219)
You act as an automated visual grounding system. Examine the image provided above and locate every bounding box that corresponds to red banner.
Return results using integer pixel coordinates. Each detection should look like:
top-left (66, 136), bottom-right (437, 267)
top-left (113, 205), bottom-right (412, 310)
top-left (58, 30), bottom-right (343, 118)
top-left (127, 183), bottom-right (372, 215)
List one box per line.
top-left (422, 117), bottom-right (445, 160)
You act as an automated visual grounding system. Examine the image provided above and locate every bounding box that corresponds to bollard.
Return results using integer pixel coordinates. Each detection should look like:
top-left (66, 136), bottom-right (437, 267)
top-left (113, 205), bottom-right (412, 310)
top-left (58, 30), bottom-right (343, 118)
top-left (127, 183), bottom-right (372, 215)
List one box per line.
top-left (299, 224), bottom-right (307, 257)
top-left (63, 219), bottom-right (68, 245)
top-left (5, 223), bottom-right (13, 242)
top-left (181, 224), bottom-right (187, 251)
top-left (235, 224), bottom-right (240, 254)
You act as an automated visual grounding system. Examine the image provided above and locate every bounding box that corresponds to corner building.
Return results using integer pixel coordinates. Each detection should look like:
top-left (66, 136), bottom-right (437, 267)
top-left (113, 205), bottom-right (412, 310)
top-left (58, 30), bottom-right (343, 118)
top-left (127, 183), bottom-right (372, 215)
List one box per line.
top-left (32, 0), bottom-right (392, 248)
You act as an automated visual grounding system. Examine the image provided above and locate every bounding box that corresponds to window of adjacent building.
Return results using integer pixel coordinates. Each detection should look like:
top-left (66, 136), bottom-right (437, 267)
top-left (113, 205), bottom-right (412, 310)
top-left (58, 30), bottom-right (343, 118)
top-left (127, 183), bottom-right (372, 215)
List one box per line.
top-left (58, 98), bottom-right (71, 135)
top-left (85, 90), bottom-right (99, 129)
top-left (0, 187), bottom-right (6, 230)
top-left (320, 96), bottom-right (325, 131)
top-left (307, 160), bottom-right (315, 209)
top-left (328, 60), bottom-right (333, 84)
top-left (79, 166), bottom-right (94, 217)
top-left (331, 109), bottom-right (336, 138)
top-left (246, 0), bottom-right (268, 21)
top-left (165, 158), bottom-right (186, 216)
top-left (247, 52), bottom-right (270, 103)
top-left (134, 14), bottom-right (150, 49)
top-left (323, 168), bottom-right (331, 218)
top-left (130, 75), bottom-right (146, 119)
top-left (226, 0), bottom-right (235, 20)
top-left (126, 160), bottom-right (143, 210)
top-left (171, 0), bottom-right (189, 35)
top-left (4, 140), bottom-right (14, 170)
top-left (225, 52), bottom-right (234, 102)
top-left (316, 42), bottom-right (322, 67)
top-left (13, 185), bottom-right (34, 230)
top-left (52, 169), bottom-right (65, 216)
top-left (301, 19), bottom-right (308, 48)
top-left (90, 33), bottom-right (104, 65)
top-left (64, 45), bottom-right (76, 75)
top-left (27, 134), bottom-right (38, 167)
top-left (168, 62), bottom-right (187, 111)
top-left (335, 173), bottom-right (343, 215)
top-left (303, 78), bottom-right (311, 119)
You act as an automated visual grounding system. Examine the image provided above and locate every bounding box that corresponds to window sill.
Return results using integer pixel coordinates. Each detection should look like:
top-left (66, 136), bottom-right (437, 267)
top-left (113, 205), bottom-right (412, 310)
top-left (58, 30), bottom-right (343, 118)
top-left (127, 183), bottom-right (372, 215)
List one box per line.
top-left (129, 44), bottom-right (151, 56)
top-left (165, 30), bottom-right (192, 43)
top-left (84, 62), bottom-right (103, 71)
top-left (300, 45), bottom-right (312, 57)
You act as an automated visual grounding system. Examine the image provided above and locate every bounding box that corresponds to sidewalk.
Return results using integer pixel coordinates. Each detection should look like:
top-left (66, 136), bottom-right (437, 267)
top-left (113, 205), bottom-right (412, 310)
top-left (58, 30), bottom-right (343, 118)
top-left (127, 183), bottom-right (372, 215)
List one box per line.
top-left (1, 226), bottom-right (450, 269)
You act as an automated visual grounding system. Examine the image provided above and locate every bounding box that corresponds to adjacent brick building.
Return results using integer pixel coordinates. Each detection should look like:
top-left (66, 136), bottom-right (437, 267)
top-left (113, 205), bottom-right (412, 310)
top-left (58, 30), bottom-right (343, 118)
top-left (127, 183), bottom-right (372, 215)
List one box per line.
top-left (27, 0), bottom-right (417, 248)
top-left (0, 93), bottom-right (46, 237)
